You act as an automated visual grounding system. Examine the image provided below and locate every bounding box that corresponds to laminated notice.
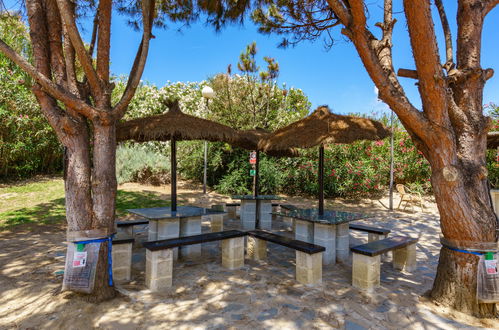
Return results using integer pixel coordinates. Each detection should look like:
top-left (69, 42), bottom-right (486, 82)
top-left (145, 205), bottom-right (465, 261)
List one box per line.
top-left (73, 251), bottom-right (87, 268)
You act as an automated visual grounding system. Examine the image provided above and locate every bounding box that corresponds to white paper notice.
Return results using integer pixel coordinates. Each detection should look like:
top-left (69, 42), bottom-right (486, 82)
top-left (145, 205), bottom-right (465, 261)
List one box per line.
top-left (73, 251), bottom-right (87, 268)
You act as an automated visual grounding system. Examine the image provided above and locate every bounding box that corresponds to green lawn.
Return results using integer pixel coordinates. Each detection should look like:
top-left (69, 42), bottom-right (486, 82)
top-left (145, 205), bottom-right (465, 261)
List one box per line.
top-left (0, 177), bottom-right (169, 228)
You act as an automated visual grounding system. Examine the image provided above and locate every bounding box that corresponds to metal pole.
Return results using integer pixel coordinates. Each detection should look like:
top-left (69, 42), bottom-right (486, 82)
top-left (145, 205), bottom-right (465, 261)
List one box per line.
top-left (254, 150), bottom-right (260, 228)
top-left (203, 141), bottom-right (208, 194)
top-left (171, 138), bottom-right (177, 212)
top-left (389, 110), bottom-right (395, 211)
top-left (319, 145), bottom-right (324, 217)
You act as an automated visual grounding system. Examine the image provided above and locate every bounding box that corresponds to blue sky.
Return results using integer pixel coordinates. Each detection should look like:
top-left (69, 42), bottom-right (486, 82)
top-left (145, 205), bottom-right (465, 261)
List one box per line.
top-left (5, 1), bottom-right (499, 115)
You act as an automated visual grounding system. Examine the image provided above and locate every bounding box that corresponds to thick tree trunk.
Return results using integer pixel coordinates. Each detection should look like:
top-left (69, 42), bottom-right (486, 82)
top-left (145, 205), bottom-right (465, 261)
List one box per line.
top-left (428, 147), bottom-right (498, 317)
top-left (63, 120), bottom-right (117, 301)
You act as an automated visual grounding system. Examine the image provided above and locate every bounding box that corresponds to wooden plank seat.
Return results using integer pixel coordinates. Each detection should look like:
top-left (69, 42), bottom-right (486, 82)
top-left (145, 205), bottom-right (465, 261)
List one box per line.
top-left (247, 230), bottom-right (325, 285)
top-left (116, 219), bottom-right (149, 237)
top-left (350, 236), bottom-right (418, 291)
top-left (112, 236), bottom-right (134, 283)
top-left (142, 230), bottom-right (246, 291)
top-left (349, 224), bottom-right (391, 242)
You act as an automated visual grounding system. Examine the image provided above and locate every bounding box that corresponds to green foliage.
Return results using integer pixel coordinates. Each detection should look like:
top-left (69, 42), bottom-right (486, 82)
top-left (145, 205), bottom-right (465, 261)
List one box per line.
top-left (116, 144), bottom-right (171, 185)
top-left (0, 14), bottom-right (62, 180)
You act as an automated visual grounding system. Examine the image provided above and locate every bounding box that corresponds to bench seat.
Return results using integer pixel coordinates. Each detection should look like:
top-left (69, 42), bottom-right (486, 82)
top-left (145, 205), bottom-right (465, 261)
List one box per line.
top-left (143, 230), bottom-right (246, 291)
top-left (349, 224), bottom-right (390, 242)
top-left (247, 230), bottom-right (324, 285)
top-left (350, 236), bottom-right (418, 291)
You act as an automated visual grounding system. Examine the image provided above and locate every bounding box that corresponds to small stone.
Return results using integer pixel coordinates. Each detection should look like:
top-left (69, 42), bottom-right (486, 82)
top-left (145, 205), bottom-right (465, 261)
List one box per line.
top-left (282, 303), bottom-right (300, 310)
top-left (223, 304), bottom-right (244, 313)
top-left (257, 307), bottom-right (278, 321)
top-left (345, 320), bottom-right (367, 330)
top-left (231, 314), bottom-right (244, 321)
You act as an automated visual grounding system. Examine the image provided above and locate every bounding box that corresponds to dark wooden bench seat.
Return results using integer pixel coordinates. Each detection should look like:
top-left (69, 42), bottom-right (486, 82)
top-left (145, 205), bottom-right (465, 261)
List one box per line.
top-left (142, 230), bottom-right (245, 251)
top-left (225, 202), bottom-right (240, 207)
top-left (350, 236), bottom-right (418, 291)
top-left (349, 224), bottom-right (390, 243)
top-left (117, 219), bottom-right (149, 227)
top-left (247, 230), bottom-right (325, 254)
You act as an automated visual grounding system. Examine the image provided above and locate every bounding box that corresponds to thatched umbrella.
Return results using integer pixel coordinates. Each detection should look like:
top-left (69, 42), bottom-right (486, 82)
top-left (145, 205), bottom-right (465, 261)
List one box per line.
top-left (259, 105), bottom-right (390, 216)
top-left (117, 100), bottom-right (238, 211)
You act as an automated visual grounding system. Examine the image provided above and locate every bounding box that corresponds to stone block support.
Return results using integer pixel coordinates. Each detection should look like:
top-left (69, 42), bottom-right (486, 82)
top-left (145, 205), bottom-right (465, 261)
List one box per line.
top-left (148, 221), bottom-right (158, 241)
top-left (352, 253), bottom-right (380, 292)
top-left (295, 251), bottom-right (322, 285)
top-left (180, 216), bottom-right (202, 259)
top-left (112, 242), bottom-right (133, 282)
top-left (336, 223), bottom-right (350, 263)
top-left (258, 201), bottom-right (272, 230)
top-left (227, 205), bottom-right (237, 220)
top-left (247, 236), bottom-right (267, 261)
top-left (314, 223), bottom-right (336, 265)
top-left (241, 200), bottom-right (257, 230)
top-left (157, 219), bottom-right (180, 260)
top-left (368, 233), bottom-right (386, 242)
top-left (221, 236), bottom-right (245, 269)
top-left (146, 249), bottom-right (173, 292)
top-left (295, 220), bottom-right (313, 243)
top-left (210, 214), bottom-right (224, 232)
top-left (392, 243), bottom-right (417, 272)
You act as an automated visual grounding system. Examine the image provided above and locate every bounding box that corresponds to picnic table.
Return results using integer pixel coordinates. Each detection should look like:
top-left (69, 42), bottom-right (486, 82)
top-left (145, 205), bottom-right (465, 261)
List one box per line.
top-left (127, 206), bottom-right (227, 259)
top-left (274, 207), bottom-right (367, 265)
top-left (231, 195), bottom-right (282, 230)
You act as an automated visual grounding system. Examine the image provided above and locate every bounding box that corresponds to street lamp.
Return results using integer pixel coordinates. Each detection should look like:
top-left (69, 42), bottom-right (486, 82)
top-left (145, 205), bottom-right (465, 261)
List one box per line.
top-left (201, 86), bottom-right (215, 194)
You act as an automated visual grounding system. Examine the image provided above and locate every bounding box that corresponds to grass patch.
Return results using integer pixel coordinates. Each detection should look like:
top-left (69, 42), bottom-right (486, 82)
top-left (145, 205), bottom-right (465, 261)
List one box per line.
top-left (0, 178), bottom-right (169, 228)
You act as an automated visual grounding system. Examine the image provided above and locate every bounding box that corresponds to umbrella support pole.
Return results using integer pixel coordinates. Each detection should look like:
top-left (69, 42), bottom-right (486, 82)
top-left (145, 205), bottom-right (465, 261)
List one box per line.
top-left (254, 150), bottom-right (260, 228)
top-left (319, 145), bottom-right (324, 217)
top-left (171, 138), bottom-right (177, 212)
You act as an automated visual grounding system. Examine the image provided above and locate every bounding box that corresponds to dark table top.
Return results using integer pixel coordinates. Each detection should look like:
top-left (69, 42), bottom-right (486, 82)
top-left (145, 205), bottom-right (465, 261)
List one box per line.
top-left (273, 208), bottom-right (367, 225)
top-left (127, 205), bottom-right (226, 220)
top-left (232, 195), bottom-right (282, 200)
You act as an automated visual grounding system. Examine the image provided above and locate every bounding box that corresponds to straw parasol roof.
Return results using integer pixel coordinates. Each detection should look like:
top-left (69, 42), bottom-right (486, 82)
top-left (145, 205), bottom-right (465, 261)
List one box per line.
top-left (230, 127), bottom-right (299, 157)
top-left (116, 100), bottom-right (238, 143)
top-left (258, 106), bottom-right (390, 151)
top-left (487, 131), bottom-right (499, 149)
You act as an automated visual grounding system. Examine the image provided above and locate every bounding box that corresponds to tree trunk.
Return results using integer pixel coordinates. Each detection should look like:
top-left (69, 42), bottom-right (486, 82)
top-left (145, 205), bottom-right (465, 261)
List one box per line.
top-left (63, 120), bottom-right (117, 301)
top-left (428, 143), bottom-right (498, 317)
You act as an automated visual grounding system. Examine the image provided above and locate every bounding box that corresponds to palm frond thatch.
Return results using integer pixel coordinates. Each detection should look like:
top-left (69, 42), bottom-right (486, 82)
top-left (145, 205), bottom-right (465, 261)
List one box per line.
top-left (116, 100), bottom-right (238, 143)
top-left (488, 131), bottom-right (499, 149)
top-left (258, 106), bottom-right (390, 151)
top-left (230, 128), bottom-right (299, 157)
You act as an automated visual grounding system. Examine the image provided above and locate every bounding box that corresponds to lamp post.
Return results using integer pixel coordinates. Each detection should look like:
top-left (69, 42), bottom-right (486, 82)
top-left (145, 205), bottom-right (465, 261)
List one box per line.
top-left (201, 86), bottom-right (215, 194)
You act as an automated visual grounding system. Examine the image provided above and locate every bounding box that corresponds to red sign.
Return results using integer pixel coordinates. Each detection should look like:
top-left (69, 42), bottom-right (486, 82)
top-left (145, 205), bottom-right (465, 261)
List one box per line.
top-left (249, 151), bottom-right (257, 164)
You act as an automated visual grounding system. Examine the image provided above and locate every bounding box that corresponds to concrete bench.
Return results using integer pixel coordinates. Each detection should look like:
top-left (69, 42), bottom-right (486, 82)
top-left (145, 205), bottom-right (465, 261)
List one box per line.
top-left (349, 224), bottom-right (390, 242)
top-left (247, 230), bottom-right (325, 285)
top-left (116, 219), bottom-right (149, 236)
top-left (112, 236), bottom-right (134, 283)
top-left (350, 236), bottom-right (418, 291)
top-left (142, 230), bottom-right (246, 292)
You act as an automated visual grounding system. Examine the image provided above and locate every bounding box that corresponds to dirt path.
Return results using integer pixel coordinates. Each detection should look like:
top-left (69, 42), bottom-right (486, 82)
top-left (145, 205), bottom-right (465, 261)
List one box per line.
top-left (1, 180), bottom-right (497, 329)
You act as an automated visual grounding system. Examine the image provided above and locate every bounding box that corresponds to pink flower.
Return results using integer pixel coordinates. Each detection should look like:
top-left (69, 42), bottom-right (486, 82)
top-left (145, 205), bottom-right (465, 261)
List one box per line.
top-left (375, 140), bottom-right (384, 146)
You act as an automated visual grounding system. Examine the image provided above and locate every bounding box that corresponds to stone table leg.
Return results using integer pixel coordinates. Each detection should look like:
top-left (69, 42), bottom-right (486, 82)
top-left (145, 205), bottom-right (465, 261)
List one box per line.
top-left (180, 216), bottom-right (202, 259)
top-left (210, 214), bottom-right (224, 232)
top-left (157, 219), bottom-right (180, 260)
top-left (295, 219), bottom-right (313, 243)
top-left (314, 223), bottom-right (336, 265)
top-left (241, 200), bottom-right (256, 230)
top-left (336, 223), bottom-right (350, 263)
top-left (148, 220), bottom-right (158, 241)
top-left (258, 200), bottom-right (272, 230)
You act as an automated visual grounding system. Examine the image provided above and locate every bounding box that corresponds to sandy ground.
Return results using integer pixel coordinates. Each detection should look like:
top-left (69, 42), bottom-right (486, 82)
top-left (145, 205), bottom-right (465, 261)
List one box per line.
top-left (1, 181), bottom-right (498, 329)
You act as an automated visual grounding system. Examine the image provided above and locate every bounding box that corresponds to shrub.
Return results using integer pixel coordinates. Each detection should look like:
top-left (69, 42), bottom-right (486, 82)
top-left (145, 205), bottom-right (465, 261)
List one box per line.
top-left (116, 144), bottom-right (171, 185)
